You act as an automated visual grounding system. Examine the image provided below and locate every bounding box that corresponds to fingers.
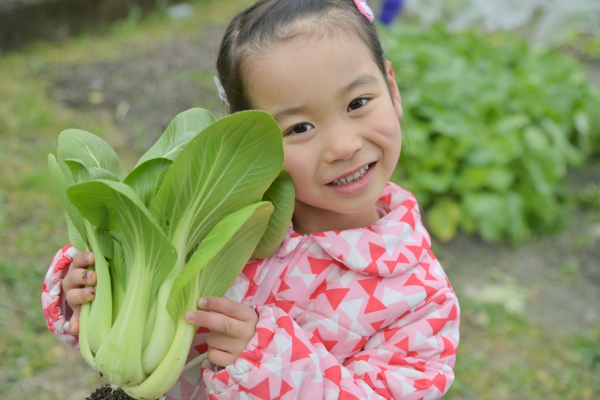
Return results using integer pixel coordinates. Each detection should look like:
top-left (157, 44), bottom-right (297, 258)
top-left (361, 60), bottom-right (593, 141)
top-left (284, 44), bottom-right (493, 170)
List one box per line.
top-left (63, 251), bottom-right (96, 333)
top-left (187, 299), bottom-right (258, 367)
top-left (185, 309), bottom-right (247, 338)
top-left (66, 287), bottom-right (95, 308)
top-left (197, 297), bottom-right (257, 323)
top-left (206, 332), bottom-right (247, 356)
top-left (70, 307), bottom-right (81, 334)
top-left (71, 251), bottom-right (95, 270)
top-left (65, 268), bottom-right (97, 291)
top-left (207, 348), bottom-right (238, 368)
top-left (63, 252), bottom-right (96, 293)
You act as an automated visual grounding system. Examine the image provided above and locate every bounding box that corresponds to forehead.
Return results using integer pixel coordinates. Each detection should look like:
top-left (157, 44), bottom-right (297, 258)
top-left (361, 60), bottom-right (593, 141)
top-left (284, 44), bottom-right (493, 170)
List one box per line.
top-left (246, 34), bottom-right (381, 109)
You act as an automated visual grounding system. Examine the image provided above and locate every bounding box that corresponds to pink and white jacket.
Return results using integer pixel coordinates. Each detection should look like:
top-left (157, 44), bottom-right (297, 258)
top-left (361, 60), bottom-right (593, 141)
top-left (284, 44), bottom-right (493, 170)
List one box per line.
top-left (42, 182), bottom-right (459, 400)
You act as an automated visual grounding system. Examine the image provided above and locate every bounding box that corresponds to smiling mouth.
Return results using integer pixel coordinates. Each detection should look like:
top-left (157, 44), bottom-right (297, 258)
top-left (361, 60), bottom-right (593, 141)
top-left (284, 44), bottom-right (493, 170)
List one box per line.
top-left (329, 162), bottom-right (375, 186)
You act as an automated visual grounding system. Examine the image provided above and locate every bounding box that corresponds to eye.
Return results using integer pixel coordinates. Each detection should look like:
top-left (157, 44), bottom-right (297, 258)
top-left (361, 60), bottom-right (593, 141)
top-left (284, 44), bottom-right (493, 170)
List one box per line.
top-left (286, 123), bottom-right (314, 136)
top-left (348, 98), bottom-right (368, 112)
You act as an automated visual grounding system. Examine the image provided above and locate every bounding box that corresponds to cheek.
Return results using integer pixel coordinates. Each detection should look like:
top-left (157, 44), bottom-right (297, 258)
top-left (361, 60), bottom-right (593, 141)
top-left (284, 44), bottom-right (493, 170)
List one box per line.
top-left (283, 146), bottom-right (311, 191)
top-left (282, 146), bottom-right (296, 178)
top-left (381, 107), bottom-right (402, 140)
top-left (368, 112), bottom-right (402, 178)
top-left (283, 144), bottom-right (326, 206)
top-left (391, 122), bottom-right (402, 157)
top-left (386, 126), bottom-right (402, 171)
top-left (371, 112), bottom-right (402, 154)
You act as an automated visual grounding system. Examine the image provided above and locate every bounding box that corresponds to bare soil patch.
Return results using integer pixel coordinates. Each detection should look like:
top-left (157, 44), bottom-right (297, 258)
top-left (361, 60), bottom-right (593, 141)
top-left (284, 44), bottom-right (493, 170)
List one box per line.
top-left (48, 29), bottom-right (226, 153)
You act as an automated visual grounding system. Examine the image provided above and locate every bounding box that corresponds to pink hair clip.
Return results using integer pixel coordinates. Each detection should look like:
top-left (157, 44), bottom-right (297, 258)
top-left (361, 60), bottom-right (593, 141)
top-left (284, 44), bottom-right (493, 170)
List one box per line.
top-left (353, 0), bottom-right (374, 22)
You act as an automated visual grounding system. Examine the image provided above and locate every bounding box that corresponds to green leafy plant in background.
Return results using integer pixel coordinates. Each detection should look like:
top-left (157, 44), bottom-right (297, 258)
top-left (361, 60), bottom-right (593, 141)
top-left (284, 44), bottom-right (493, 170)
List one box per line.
top-left (578, 182), bottom-right (600, 208)
top-left (47, 108), bottom-right (294, 399)
top-left (382, 24), bottom-right (600, 242)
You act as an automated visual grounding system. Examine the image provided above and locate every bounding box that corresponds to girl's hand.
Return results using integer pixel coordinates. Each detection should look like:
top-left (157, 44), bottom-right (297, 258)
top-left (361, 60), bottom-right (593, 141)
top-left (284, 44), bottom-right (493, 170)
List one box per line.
top-left (185, 297), bottom-right (258, 367)
top-left (62, 251), bottom-right (96, 334)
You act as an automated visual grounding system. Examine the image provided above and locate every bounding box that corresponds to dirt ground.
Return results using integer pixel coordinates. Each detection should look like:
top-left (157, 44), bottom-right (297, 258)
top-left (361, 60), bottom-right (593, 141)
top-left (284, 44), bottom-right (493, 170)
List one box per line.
top-left (48, 23), bottom-right (228, 152)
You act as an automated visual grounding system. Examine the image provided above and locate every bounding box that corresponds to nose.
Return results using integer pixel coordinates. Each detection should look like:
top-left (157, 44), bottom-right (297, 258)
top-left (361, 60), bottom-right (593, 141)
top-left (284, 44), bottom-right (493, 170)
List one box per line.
top-left (322, 121), bottom-right (363, 163)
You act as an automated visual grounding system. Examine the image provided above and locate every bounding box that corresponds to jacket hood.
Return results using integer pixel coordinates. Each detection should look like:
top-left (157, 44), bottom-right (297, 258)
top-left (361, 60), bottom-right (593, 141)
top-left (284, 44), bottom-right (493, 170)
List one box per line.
top-left (277, 182), bottom-right (432, 277)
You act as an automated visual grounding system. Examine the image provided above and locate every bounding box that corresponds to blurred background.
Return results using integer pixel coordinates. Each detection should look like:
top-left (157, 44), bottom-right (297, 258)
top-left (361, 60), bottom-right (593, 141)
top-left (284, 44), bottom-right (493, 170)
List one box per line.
top-left (0, 0), bottom-right (599, 399)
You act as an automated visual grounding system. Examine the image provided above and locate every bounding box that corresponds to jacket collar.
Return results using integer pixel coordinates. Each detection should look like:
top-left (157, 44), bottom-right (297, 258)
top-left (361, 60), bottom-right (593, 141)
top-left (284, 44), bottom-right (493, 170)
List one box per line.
top-left (277, 182), bottom-right (431, 277)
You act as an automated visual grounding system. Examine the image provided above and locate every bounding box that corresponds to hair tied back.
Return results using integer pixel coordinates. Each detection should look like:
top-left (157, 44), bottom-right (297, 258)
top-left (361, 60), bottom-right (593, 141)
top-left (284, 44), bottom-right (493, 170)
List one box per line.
top-left (353, 0), bottom-right (374, 22)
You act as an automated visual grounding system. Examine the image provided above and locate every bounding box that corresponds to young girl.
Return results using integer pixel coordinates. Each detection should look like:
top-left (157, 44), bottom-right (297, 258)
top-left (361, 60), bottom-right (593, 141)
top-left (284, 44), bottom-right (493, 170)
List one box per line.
top-left (42, 0), bottom-right (460, 399)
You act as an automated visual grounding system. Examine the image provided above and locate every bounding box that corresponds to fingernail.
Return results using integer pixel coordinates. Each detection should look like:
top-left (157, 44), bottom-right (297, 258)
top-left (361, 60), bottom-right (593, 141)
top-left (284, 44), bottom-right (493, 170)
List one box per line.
top-left (84, 270), bottom-right (90, 281)
top-left (197, 298), bottom-right (207, 308)
top-left (89, 289), bottom-right (95, 296)
top-left (185, 311), bottom-right (194, 322)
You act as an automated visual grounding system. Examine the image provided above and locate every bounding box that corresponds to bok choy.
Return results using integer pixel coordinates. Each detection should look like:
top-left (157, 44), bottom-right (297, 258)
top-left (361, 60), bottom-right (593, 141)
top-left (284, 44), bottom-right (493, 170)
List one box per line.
top-left (48, 109), bottom-right (295, 399)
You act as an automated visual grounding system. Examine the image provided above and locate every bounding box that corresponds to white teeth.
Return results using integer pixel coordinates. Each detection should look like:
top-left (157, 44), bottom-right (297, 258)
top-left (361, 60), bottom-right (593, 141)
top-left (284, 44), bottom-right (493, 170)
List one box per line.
top-left (330, 163), bottom-right (372, 185)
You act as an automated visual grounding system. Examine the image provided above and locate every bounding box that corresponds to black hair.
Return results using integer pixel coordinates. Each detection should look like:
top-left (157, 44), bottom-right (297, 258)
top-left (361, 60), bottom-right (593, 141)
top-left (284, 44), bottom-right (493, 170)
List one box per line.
top-left (216, 0), bottom-right (387, 114)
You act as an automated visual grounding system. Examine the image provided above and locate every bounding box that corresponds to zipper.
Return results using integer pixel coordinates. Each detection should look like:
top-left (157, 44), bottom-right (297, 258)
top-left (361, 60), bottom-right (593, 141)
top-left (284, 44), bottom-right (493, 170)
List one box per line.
top-left (251, 236), bottom-right (310, 306)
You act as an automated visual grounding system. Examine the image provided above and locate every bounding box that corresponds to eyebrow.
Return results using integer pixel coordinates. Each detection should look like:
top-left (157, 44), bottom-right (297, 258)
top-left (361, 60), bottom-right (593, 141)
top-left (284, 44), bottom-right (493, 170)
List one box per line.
top-left (273, 106), bottom-right (308, 123)
top-left (272, 75), bottom-right (380, 123)
top-left (341, 74), bottom-right (380, 96)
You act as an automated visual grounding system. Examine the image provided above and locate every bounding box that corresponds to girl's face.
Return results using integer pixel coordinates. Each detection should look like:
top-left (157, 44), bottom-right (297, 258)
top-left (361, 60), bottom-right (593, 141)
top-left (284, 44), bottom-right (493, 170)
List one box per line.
top-left (247, 33), bottom-right (403, 233)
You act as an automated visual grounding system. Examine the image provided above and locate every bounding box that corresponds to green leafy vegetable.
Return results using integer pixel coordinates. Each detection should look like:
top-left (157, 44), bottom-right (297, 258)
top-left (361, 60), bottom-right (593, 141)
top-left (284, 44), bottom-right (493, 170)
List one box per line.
top-left (382, 24), bottom-right (600, 242)
top-left (123, 158), bottom-right (172, 208)
top-left (48, 108), bottom-right (294, 399)
top-left (252, 170), bottom-right (295, 259)
top-left (58, 128), bottom-right (127, 184)
top-left (48, 154), bottom-right (88, 249)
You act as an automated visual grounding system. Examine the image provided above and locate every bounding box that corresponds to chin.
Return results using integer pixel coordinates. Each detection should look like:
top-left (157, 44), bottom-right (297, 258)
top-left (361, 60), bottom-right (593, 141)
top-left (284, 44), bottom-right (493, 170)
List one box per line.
top-left (324, 188), bottom-right (385, 215)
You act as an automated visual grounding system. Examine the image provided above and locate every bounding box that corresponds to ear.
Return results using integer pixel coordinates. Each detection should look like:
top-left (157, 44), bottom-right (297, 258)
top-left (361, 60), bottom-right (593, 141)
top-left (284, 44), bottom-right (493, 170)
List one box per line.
top-left (384, 60), bottom-right (403, 119)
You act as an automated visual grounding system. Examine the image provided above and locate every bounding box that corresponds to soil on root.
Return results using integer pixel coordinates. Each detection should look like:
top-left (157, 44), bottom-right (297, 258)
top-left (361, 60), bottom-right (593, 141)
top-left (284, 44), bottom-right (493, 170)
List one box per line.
top-left (86, 384), bottom-right (136, 400)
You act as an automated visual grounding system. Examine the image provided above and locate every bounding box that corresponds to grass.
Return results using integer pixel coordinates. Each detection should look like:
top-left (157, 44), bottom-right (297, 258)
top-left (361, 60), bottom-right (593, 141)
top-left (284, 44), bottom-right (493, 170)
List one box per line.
top-left (0, 0), bottom-right (599, 398)
top-left (446, 300), bottom-right (600, 400)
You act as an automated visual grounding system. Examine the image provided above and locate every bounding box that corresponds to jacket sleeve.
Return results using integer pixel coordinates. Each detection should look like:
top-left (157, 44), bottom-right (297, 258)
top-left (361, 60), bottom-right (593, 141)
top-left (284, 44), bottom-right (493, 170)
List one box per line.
top-left (41, 244), bottom-right (80, 349)
top-left (200, 286), bottom-right (459, 400)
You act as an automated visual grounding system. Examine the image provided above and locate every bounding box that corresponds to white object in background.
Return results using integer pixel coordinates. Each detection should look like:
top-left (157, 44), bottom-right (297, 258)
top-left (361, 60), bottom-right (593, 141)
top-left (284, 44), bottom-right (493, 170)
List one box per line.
top-left (404, 0), bottom-right (448, 27)
top-left (450, 0), bottom-right (544, 32)
top-left (167, 3), bottom-right (194, 19)
top-left (405, 0), bottom-right (600, 47)
top-left (530, 0), bottom-right (600, 46)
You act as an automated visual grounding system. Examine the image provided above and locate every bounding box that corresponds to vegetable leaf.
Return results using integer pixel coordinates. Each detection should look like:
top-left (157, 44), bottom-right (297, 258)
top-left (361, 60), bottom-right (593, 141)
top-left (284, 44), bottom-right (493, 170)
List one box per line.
top-left (48, 154), bottom-right (88, 248)
top-left (64, 159), bottom-right (92, 183)
top-left (136, 108), bottom-right (215, 167)
top-left (151, 110), bottom-right (283, 254)
top-left (252, 170), bottom-right (295, 259)
top-left (90, 168), bottom-right (121, 182)
top-left (124, 158), bottom-right (172, 209)
top-left (58, 129), bottom-right (127, 184)
top-left (167, 201), bottom-right (273, 319)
